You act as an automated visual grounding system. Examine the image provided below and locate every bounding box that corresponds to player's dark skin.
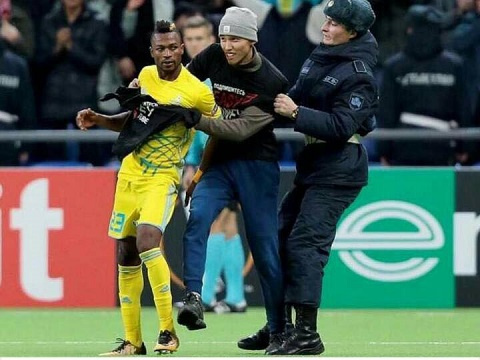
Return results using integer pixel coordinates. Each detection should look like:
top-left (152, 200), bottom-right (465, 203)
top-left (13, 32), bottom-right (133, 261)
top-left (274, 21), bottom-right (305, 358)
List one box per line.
top-left (117, 30), bottom-right (184, 266)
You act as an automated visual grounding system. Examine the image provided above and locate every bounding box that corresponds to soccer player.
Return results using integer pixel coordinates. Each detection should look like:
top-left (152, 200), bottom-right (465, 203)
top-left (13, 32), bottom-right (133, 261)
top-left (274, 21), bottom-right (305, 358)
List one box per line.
top-left (76, 20), bottom-right (219, 356)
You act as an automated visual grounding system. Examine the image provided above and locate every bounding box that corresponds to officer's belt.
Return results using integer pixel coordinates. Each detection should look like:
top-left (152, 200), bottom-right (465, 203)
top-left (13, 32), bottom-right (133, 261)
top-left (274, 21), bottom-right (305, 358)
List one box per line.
top-left (305, 133), bottom-right (361, 145)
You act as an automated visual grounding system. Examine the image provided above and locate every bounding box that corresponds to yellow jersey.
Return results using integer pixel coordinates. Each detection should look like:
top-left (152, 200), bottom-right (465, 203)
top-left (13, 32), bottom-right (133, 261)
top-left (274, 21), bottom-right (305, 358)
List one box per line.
top-left (119, 65), bottom-right (219, 182)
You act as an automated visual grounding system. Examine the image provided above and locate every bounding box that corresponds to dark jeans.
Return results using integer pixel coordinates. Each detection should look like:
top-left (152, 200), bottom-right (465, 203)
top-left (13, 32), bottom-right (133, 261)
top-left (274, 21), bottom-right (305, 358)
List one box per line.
top-left (278, 184), bottom-right (362, 306)
top-left (183, 159), bottom-right (285, 333)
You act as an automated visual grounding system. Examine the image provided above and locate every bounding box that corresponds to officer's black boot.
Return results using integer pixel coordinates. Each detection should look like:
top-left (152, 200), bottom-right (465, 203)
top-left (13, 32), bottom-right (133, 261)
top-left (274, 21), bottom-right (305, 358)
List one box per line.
top-left (285, 303), bottom-right (294, 334)
top-left (274, 304), bottom-right (325, 355)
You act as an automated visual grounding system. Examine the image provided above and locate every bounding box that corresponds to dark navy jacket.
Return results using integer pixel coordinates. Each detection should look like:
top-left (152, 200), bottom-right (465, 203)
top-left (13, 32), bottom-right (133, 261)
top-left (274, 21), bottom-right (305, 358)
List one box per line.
top-left (379, 27), bottom-right (471, 166)
top-left (290, 32), bottom-right (379, 187)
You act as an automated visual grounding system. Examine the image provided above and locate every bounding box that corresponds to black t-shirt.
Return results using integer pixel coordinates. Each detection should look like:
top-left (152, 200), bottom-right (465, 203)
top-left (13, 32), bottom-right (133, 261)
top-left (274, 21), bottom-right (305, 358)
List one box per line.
top-left (188, 44), bottom-right (289, 163)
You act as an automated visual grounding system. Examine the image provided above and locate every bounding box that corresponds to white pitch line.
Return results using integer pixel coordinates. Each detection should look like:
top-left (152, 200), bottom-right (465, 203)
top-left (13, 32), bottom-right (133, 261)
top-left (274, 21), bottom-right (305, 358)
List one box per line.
top-left (1, 341), bottom-right (480, 346)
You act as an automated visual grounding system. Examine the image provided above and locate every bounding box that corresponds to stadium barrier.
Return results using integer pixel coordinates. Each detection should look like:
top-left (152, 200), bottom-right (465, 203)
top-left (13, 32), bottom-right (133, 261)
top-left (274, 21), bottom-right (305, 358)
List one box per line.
top-left (0, 168), bottom-right (479, 308)
top-left (0, 128), bottom-right (480, 142)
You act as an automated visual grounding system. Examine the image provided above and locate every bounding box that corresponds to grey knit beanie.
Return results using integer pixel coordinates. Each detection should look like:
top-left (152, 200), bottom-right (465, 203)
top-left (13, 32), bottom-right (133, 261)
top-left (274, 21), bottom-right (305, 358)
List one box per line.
top-left (218, 7), bottom-right (258, 42)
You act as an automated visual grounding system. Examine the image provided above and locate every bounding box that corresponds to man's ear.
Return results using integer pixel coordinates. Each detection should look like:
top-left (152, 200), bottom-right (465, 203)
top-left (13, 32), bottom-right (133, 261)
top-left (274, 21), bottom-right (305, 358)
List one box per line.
top-left (348, 30), bottom-right (357, 40)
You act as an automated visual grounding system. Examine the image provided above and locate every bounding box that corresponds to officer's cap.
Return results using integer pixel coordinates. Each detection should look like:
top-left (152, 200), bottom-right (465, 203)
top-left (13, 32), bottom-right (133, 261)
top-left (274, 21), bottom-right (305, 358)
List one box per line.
top-left (324, 0), bottom-right (376, 35)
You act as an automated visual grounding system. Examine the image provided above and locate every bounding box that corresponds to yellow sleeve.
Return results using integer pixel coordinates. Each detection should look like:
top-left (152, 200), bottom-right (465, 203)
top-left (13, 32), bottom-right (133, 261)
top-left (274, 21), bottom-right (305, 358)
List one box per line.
top-left (196, 83), bottom-right (221, 118)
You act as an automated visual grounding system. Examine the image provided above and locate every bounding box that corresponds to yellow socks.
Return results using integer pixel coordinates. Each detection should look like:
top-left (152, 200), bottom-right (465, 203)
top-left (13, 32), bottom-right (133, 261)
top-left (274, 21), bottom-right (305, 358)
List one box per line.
top-left (118, 264), bottom-right (144, 348)
top-left (140, 248), bottom-right (175, 333)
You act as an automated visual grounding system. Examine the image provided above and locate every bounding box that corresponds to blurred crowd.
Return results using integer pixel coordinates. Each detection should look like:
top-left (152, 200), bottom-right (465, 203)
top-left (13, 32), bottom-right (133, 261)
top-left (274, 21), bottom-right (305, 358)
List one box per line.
top-left (0, 0), bottom-right (479, 167)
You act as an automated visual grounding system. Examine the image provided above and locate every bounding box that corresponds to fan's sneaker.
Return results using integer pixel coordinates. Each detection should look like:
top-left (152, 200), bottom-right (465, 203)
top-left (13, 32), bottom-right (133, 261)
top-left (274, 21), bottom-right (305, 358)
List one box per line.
top-left (177, 292), bottom-right (207, 330)
top-left (238, 324), bottom-right (270, 350)
top-left (99, 338), bottom-right (146, 356)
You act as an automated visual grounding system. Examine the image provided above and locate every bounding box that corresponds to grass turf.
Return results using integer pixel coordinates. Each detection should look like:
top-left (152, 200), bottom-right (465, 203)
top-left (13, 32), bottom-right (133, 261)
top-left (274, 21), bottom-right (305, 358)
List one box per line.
top-left (0, 307), bottom-right (479, 357)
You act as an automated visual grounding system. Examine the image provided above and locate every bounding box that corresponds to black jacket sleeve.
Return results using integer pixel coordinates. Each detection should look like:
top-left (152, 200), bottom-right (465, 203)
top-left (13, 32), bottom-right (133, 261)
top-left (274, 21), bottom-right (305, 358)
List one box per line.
top-left (294, 75), bottom-right (378, 142)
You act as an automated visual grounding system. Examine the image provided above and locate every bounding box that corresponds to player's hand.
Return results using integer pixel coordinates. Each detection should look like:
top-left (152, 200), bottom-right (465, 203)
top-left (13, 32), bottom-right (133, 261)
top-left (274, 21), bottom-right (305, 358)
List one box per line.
top-left (76, 108), bottom-right (98, 130)
top-left (184, 180), bottom-right (197, 207)
top-left (128, 78), bottom-right (140, 88)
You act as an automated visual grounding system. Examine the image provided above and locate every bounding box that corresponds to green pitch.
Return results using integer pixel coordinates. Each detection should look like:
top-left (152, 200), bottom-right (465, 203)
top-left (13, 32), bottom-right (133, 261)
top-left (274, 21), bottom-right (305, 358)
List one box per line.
top-left (1, 307), bottom-right (479, 357)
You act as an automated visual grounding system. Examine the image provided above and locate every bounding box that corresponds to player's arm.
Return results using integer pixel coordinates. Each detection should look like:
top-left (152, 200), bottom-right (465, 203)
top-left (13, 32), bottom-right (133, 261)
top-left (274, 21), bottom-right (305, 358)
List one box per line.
top-left (76, 108), bottom-right (131, 132)
top-left (195, 106), bottom-right (274, 141)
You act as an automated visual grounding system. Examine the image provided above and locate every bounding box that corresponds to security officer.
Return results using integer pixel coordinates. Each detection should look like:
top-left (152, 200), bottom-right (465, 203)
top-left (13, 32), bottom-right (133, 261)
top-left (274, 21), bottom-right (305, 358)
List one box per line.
top-left (238, 0), bottom-right (379, 355)
top-left (378, 5), bottom-right (472, 166)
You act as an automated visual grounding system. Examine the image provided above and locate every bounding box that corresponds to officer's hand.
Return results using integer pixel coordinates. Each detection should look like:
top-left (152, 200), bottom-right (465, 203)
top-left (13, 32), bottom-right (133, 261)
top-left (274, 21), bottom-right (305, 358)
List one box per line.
top-left (184, 180), bottom-right (197, 207)
top-left (274, 93), bottom-right (298, 119)
top-left (76, 108), bottom-right (98, 130)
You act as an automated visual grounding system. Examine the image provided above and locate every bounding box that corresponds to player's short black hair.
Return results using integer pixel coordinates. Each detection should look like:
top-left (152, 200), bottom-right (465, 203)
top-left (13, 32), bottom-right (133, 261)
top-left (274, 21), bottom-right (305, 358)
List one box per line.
top-left (151, 20), bottom-right (182, 42)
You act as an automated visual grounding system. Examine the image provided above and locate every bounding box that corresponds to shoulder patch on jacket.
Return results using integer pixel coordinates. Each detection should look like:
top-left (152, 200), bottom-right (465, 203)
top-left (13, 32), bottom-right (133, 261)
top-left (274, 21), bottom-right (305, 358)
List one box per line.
top-left (300, 59), bottom-right (314, 75)
top-left (349, 93), bottom-right (364, 111)
top-left (353, 60), bottom-right (367, 73)
top-left (323, 76), bottom-right (338, 86)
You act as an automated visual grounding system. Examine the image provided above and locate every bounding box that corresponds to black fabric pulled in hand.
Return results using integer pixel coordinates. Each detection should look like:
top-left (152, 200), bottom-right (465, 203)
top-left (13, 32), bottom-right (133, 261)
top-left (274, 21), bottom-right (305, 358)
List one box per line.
top-left (99, 86), bottom-right (155, 110)
top-left (100, 86), bottom-right (202, 160)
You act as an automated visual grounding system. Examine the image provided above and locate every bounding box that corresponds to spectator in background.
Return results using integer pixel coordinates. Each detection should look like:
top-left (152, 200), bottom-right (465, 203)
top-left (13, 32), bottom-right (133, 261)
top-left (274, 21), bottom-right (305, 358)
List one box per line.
top-left (173, 1), bottom-right (205, 31)
top-left (0, 0), bottom-right (34, 60)
top-left (0, 36), bottom-right (35, 165)
top-left (35, 0), bottom-right (108, 164)
top-left (378, 4), bottom-right (472, 166)
top-left (109, 0), bottom-right (174, 84)
top-left (369, 0), bottom-right (409, 68)
top-left (445, 0), bottom-right (480, 114)
top-left (182, 15), bottom-right (215, 64)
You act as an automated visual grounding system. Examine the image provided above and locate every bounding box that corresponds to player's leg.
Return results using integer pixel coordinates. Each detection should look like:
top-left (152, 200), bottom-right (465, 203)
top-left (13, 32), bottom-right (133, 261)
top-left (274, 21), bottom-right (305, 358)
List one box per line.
top-left (178, 166), bottom-right (232, 330)
top-left (135, 177), bottom-right (179, 354)
top-left (101, 178), bottom-right (146, 356)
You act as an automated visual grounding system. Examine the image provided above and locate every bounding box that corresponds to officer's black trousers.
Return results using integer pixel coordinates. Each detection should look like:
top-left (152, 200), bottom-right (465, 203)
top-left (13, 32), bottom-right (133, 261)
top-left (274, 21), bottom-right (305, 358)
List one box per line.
top-left (278, 184), bottom-right (362, 306)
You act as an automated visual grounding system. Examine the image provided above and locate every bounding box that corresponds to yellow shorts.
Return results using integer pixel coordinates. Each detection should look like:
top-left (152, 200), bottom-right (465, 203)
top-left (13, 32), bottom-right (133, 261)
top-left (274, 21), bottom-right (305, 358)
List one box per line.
top-left (108, 175), bottom-right (178, 239)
